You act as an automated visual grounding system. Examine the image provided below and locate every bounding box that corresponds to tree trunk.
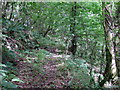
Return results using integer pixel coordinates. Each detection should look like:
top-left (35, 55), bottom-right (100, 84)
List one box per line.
top-left (115, 2), bottom-right (120, 86)
top-left (9, 2), bottom-right (14, 20)
top-left (69, 2), bottom-right (77, 56)
top-left (43, 26), bottom-right (52, 37)
top-left (99, 2), bottom-right (117, 87)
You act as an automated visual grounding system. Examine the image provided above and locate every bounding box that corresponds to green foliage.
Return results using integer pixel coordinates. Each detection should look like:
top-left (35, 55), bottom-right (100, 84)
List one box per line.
top-left (57, 58), bottom-right (90, 88)
top-left (2, 18), bottom-right (25, 32)
top-left (2, 2), bottom-right (119, 88)
top-left (2, 46), bottom-right (17, 67)
top-left (2, 80), bottom-right (18, 88)
top-left (0, 63), bottom-right (23, 89)
top-left (31, 49), bottom-right (50, 74)
top-left (37, 50), bottom-right (46, 60)
top-left (12, 77), bottom-right (24, 83)
top-left (32, 32), bottom-right (57, 47)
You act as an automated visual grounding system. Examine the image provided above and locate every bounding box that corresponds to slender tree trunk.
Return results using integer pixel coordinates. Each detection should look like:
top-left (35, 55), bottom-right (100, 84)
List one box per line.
top-left (85, 30), bottom-right (88, 56)
top-left (69, 2), bottom-right (77, 56)
top-left (9, 2), bottom-right (14, 20)
top-left (43, 26), bottom-right (52, 37)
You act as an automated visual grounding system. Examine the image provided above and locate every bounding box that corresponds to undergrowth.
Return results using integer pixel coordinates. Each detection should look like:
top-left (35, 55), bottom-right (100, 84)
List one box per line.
top-left (57, 58), bottom-right (91, 88)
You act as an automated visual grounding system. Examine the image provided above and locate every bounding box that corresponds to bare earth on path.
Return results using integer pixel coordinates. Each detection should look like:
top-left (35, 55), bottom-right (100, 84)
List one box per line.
top-left (15, 54), bottom-right (71, 88)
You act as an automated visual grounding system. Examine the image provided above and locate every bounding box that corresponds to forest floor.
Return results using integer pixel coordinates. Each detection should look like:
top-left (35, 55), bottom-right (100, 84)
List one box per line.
top-left (14, 49), bottom-right (71, 88)
top-left (12, 48), bottom-right (114, 89)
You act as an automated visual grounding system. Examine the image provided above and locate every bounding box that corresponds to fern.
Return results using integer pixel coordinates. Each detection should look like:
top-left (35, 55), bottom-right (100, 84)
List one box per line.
top-left (0, 63), bottom-right (23, 89)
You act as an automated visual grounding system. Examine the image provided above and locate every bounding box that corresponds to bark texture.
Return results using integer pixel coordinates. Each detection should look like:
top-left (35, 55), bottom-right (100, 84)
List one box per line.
top-left (99, 2), bottom-right (118, 87)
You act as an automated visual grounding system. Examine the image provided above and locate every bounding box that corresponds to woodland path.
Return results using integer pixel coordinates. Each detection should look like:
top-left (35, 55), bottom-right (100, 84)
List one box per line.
top-left (15, 53), bottom-right (71, 88)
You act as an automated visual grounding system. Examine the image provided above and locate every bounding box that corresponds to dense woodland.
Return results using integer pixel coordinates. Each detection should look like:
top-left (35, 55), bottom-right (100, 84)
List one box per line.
top-left (1, 1), bottom-right (120, 89)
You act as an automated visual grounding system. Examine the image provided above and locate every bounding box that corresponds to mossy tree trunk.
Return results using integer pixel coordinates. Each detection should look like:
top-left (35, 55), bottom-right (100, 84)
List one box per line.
top-left (99, 2), bottom-right (117, 87)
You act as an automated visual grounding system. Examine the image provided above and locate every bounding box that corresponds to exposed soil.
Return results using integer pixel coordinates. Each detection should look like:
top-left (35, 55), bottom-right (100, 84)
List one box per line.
top-left (14, 53), bottom-right (71, 88)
